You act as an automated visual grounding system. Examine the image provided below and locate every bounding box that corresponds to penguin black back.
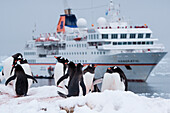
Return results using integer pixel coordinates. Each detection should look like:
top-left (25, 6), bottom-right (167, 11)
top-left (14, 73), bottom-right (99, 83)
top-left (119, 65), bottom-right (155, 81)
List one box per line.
top-left (5, 64), bottom-right (38, 96)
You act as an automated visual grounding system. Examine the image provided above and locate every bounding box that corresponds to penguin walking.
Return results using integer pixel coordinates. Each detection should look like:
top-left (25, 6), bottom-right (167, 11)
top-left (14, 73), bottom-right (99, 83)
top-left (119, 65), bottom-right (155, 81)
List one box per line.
top-left (83, 64), bottom-right (95, 94)
top-left (54, 57), bottom-right (68, 88)
top-left (101, 66), bottom-right (128, 92)
top-left (2, 53), bottom-right (23, 84)
top-left (5, 64), bottom-right (38, 96)
top-left (58, 63), bottom-right (86, 98)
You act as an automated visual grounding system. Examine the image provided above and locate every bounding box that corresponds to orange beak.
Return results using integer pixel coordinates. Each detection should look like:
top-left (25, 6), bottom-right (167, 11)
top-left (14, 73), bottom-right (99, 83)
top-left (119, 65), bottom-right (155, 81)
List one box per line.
top-left (65, 63), bottom-right (68, 65)
top-left (108, 67), bottom-right (111, 70)
top-left (54, 56), bottom-right (57, 59)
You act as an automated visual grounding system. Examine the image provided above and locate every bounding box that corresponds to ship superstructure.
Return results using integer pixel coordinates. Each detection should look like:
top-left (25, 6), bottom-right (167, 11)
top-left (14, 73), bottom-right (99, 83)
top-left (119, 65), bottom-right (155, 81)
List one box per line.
top-left (24, 0), bottom-right (167, 81)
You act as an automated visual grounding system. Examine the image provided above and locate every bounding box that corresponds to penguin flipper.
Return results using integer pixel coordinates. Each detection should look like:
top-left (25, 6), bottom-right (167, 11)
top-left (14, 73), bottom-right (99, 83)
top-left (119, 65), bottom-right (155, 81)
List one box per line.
top-left (57, 91), bottom-right (67, 98)
top-left (65, 85), bottom-right (68, 89)
top-left (10, 66), bottom-right (15, 75)
top-left (26, 74), bottom-right (38, 83)
top-left (57, 74), bottom-right (69, 86)
top-left (5, 75), bottom-right (16, 86)
top-left (80, 77), bottom-right (86, 96)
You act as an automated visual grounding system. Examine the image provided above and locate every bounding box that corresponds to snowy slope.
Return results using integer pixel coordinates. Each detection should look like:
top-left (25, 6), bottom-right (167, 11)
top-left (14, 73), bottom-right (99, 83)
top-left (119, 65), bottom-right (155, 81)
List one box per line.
top-left (0, 84), bottom-right (170, 113)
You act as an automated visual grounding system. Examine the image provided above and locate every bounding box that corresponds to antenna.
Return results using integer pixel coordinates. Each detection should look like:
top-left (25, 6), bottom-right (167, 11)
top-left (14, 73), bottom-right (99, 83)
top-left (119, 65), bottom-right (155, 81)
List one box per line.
top-left (63, 0), bottom-right (69, 9)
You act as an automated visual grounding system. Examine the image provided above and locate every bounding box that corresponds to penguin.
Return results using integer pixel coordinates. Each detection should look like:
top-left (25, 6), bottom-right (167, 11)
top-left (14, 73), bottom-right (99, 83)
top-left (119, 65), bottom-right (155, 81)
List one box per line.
top-left (83, 64), bottom-right (95, 94)
top-left (110, 66), bottom-right (128, 91)
top-left (54, 56), bottom-right (68, 87)
top-left (101, 66), bottom-right (128, 92)
top-left (57, 63), bottom-right (86, 98)
top-left (5, 64), bottom-right (38, 96)
top-left (2, 53), bottom-right (23, 84)
top-left (57, 61), bottom-right (76, 89)
top-left (19, 59), bottom-right (34, 88)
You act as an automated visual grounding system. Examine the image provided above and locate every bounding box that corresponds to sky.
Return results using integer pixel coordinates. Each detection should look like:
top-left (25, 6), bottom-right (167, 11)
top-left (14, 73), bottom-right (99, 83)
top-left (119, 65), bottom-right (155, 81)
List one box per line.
top-left (0, 0), bottom-right (170, 57)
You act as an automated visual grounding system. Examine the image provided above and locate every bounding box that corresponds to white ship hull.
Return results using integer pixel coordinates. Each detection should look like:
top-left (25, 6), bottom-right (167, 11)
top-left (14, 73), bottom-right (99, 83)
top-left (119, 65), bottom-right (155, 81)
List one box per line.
top-left (26, 52), bottom-right (167, 81)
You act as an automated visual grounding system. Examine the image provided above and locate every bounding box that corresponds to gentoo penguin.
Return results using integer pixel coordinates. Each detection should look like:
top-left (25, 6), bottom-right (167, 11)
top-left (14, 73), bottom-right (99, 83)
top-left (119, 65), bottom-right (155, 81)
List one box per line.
top-left (57, 61), bottom-right (76, 89)
top-left (18, 59), bottom-right (34, 88)
top-left (58, 63), bottom-right (86, 98)
top-left (5, 64), bottom-right (38, 96)
top-left (110, 66), bottom-right (128, 91)
top-left (2, 53), bottom-right (23, 84)
top-left (83, 64), bottom-right (95, 94)
top-left (54, 56), bottom-right (68, 87)
top-left (101, 66), bottom-right (128, 92)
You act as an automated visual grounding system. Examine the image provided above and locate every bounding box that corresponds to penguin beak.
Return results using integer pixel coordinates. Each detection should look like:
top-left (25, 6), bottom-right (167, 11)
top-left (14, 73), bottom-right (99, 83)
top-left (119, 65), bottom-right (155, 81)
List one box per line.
top-left (54, 56), bottom-right (57, 59)
top-left (108, 67), bottom-right (111, 70)
top-left (65, 63), bottom-right (68, 65)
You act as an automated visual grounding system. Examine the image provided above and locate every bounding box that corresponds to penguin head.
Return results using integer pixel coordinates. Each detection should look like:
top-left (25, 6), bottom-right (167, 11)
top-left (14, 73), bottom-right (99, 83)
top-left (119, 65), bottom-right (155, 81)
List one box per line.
top-left (20, 58), bottom-right (28, 64)
top-left (54, 56), bottom-right (62, 62)
top-left (65, 58), bottom-right (69, 64)
top-left (68, 61), bottom-right (75, 68)
top-left (12, 53), bottom-right (23, 60)
top-left (77, 63), bottom-right (83, 70)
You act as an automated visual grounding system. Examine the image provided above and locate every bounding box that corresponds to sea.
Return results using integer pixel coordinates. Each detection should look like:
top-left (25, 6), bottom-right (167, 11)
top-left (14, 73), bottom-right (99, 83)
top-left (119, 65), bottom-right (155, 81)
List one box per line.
top-left (1, 56), bottom-right (170, 99)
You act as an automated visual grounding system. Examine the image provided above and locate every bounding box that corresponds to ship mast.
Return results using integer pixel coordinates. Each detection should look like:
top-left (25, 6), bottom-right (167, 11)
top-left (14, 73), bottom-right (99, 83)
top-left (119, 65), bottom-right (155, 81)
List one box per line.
top-left (106, 0), bottom-right (120, 22)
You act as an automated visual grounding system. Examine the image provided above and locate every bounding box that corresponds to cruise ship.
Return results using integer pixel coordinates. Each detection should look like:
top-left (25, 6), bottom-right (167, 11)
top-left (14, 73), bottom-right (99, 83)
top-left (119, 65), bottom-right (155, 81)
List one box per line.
top-left (23, 0), bottom-right (167, 82)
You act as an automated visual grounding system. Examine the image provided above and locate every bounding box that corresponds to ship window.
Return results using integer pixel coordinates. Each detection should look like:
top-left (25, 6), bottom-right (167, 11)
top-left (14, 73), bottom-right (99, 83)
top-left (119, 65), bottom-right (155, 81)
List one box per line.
top-left (91, 52), bottom-right (93, 55)
top-left (82, 52), bottom-right (84, 55)
top-left (97, 52), bottom-right (99, 54)
top-left (94, 34), bottom-right (96, 39)
top-left (97, 34), bottom-right (99, 39)
top-left (146, 33), bottom-right (151, 38)
top-left (85, 52), bottom-right (87, 55)
top-left (118, 42), bottom-right (122, 45)
top-left (94, 52), bottom-right (96, 54)
top-left (120, 34), bottom-right (127, 39)
top-left (113, 42), bottom-right (117, 45)
top-left (111, 34), bottom-right (118, 39)
top-left (142, 42), bottom-right (145, 45)
top-left (77, 52), bottom-right (79, 55)
top-left (74, 52), bottom-right (76, 55)
top-left (91, 34), bottom-right (93, 39)
top-left (146, 41), bottom-right (150, 45)
top-left (102, 34), bottom-right (108, 39)
top-left (133, 42), bottom-right (136, 45)
top-left (103, 51), bottom-right (105, 54)
top-left (104, 42), bottom-right (111, 45)
top-left (100, 51), bottom-right (102, 54)
top-left (79, 44), bottom-right (81, 47)
top-left (138, 34), bottom-right (143, 38)
top-left (130, 34), bottom-right (136, 38)
top-left (123, 42), bottom-right (127, 45)
top-left (128, 42), bottom-right (132, 45)
top-left (150, 41), bottom-right (153, 45)
top-left (137, 42), bottom-right (141, 45)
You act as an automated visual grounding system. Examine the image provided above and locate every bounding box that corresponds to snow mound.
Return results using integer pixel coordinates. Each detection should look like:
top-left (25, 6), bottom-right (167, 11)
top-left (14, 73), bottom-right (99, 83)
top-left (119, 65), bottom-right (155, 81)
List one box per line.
top-left (0, 84), bottom-right (170, 113)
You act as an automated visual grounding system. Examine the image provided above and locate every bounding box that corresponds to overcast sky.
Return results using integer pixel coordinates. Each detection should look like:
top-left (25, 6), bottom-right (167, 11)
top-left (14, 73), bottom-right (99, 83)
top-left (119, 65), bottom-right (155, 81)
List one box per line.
top-left (0, 0), bottom-right (170, 57)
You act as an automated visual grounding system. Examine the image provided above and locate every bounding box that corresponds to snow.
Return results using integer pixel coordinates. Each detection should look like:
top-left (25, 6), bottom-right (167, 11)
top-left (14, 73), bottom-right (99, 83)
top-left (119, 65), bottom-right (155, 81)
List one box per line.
top-left (0, 84), bottom-right (170, 113)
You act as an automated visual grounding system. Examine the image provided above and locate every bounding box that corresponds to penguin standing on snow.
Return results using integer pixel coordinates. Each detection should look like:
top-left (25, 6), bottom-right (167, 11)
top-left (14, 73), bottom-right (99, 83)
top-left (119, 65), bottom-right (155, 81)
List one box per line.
top-left (19, 59), bottom-right (34, 88)
top-left (57, 61), bottom-right (76, 89)
top-left (110, 66), bottom-right (128, 91)
top-left (54, 56), bottom-right (68, 87)
top-left (83, 64), bottom-right (95, 94)
top-left (2, 53), bottom-right (23, 83)
top-left (101, 66), bottom-right (128, 92)
top-left (58, 63), bottom-right (86, 98)
top-left (5, 64), bottom-right (38, 96)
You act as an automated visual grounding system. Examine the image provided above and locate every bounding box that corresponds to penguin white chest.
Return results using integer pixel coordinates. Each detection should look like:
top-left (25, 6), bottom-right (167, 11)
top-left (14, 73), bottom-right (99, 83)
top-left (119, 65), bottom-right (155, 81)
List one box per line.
top-left (101, 72), bottom-right (125, 92)
top-left (54, 63), bottom-right (64, 85)
top-left (83, 72), bottom-right (94, 93)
